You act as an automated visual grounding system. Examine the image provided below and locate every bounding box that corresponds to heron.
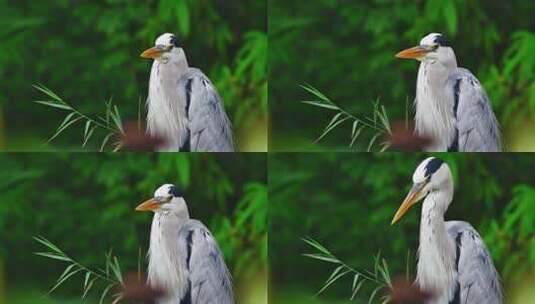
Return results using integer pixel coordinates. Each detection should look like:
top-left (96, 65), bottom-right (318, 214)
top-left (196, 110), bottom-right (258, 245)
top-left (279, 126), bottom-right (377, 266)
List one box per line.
top-left (135, 184), bottom-right (234, 304)
top-left (141, 33), bottom-right (234, 152)
top-left (396, 33), bottom-right (502, 152)
top-left (391, 157), bottom-right (502, 304)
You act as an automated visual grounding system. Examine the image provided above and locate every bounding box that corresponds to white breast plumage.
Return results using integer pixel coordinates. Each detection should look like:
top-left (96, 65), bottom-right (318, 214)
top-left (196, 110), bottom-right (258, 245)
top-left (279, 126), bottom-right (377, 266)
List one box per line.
top-left (147, 213), bottom-right (188, 303)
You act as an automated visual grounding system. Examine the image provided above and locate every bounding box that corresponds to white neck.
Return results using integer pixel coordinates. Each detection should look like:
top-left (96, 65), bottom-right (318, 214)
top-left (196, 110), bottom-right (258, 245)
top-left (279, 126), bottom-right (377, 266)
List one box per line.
top-left (147, 209), bottom-right (189, 303)
top-left (416, 186), bottom-right (456, 303)
top-left (415, 60), bottom-right (457, 151)
top-left (146, 49), bottom-right (189, 151)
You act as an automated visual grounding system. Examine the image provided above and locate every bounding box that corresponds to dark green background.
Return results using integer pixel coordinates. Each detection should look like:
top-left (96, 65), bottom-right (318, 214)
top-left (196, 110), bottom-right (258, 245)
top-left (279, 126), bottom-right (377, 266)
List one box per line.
top-left (269, 153), bottom-right (535, 303)
top-left (0, 0), bottom-right (267, 151)
top-left (0, 153), bottom-right (267, 303)
top-left (269, 0), bottom-right (535, 151)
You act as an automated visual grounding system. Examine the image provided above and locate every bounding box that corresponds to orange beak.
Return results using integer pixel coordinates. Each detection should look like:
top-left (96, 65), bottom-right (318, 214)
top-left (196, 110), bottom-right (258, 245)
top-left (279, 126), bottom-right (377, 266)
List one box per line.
top-left (135, 198), bottom-right (160, 212)
top-left (391, 182), bottom-right (427, 225)
top-left (395, 46), bottom-right (429, 60)
top-left (140, 46), bottom-right (164, 59)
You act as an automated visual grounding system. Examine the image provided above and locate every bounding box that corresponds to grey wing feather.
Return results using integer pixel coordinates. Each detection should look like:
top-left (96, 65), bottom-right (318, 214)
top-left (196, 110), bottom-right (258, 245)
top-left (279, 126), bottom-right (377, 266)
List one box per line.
top-left (179, 220), bottom-right (234, 304)
top-left (446, 221), bottom-right (502, 304)
top-left (178, 69), bottom-right (234, 152)
top-left (448, 68), bottom-right (502, 151)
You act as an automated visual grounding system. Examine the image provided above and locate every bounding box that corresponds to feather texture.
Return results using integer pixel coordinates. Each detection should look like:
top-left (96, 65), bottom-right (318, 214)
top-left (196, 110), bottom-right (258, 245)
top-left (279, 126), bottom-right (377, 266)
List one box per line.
top-left (147, 206), bottom-right (234, 304)
top-left (145, 42), bottom-right (234, 152)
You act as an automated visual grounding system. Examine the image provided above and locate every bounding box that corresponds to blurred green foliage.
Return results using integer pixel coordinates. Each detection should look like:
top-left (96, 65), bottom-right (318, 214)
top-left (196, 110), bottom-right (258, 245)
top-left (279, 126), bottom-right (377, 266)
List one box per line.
top-left (269, 0), bottom-right (535, 151)
top-left (0, 153), bottom-right (266, 303)
top-left (0, 0), bottom-right (267, 151)
top-left (269, 153), bottom-right (535, 303)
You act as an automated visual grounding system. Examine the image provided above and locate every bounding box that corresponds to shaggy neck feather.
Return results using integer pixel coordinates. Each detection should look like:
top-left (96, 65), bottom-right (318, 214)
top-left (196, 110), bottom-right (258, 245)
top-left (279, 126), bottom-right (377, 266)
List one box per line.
top-left (146, 49), bottom-right (189, 151)
top-left (415, 60), bottom-right (457, 151)
top-left (416, 185), bottom-right (456, 303)
top-left (148, 207), bottom-right (189, 303)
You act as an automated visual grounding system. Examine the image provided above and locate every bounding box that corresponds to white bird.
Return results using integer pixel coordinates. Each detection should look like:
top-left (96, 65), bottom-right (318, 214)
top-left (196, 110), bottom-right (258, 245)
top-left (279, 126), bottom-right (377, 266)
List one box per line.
top-left (141, 33), bottom-right (234, 152)
top-left (396, 33), bottom-right (501, 152)
top-left (135, 184), bottom-right (234, 304)
top-left (391, 157), bottom-right (502, 304)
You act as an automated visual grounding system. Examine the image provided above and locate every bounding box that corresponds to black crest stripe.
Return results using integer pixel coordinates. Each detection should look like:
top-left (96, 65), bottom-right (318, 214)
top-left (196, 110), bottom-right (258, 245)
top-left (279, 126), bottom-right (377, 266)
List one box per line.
top-left (424, 158), bottom-right (444, 178)
top-left (434, 34), bottom-right (451, 47)
top-left (170, 35), bottom-right (180, 48)
top-left (168, 185), bottom-right (183, 197)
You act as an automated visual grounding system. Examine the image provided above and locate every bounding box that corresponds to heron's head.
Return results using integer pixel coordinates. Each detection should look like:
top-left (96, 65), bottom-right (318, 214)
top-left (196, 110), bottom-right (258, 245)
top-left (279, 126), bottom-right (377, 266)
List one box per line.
top-left (396, 33), bottom-right (456, 66)
top-left (135, 183), bottom-right (188, 214)
top-left (391, 157), bottom-right (453, 225)
top-left (140, 33), bottom-right (184, 63)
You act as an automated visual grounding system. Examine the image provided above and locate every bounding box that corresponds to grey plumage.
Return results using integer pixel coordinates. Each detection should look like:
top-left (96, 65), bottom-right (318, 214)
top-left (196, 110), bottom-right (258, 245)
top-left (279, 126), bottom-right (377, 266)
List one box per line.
top-left (397, 33), bottom-right (502, 152)
top-left (143, 33), bottom-right (234, 152)
top-left (177, 69), bottom-right (234, 152)
top-left (177, 220), bottom-right (234, 303)
top-left (136, 184), bottom-right (234, 304)
top-left (446, 69), bottom-right (501, 151)
top-left (392, 157), bottom-right (502, 304)
top-left (446, 221), bottom-right (502, 304)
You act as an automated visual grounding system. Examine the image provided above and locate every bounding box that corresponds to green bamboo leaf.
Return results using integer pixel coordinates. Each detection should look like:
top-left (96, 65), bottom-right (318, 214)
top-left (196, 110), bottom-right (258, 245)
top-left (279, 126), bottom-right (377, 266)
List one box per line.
top-left (379, 105), bottom-right (391, 133)
top-left (367, 133), bottom-right (381, 152)
top-left (302, 237), bottom-right (332, 255)
top-left (111, 256), bottom-right (123, 284)
top-left (316, 114), bottom-right (350, 143)
top-left (368, 285), bottom-right (382, 304)
top-left (83, 277), bottom-right (98, 299)
top-left (351, 277), bottom-right (365, 300)
top-left (300, 84), bottom-right (331, 102)
top-left (33, 84), bottom-right (63, 102)
top-left (34, 236), bottom-right (63, 253)
top-left (83, 272), bottom-right (91, 291)
top-left (56, 264), bottom-right (77, 285)
top-left (317, 268), bottom-right (351, 295)
top-left (100, 284), bottom-right (113, 304)
top-left (49, 268), bottom-right (82, 294)
top-left (381, 258), bottom-right (392, 287)
top-left (350, 125), bottom-right (364, 148)
top-left (83, 125), bottom-right (96, 147)
top-left (112, 105), bottom-right (124, 134)
top-left (100, 133), bottom-right (114, 152)
top-left (112, 293), bottom-right (123, 304)
top-left (47, 116), bottom-right (83, 143)
top-left (325, 265), bottom-right (344, 286)
top-left (57, 112), bottom-right (76, 132)
top-left (33, 100), bottom-right (72, 110)
top-left (34, 252), bottom-right (71, 262)
top-left (302, 253), bottom-right (339, 264)
top-left (83, 120), bottom-right (91, 140)
top-left (105, 250), bottom-right (113, 275)
top-left (301, 100), bottom-right (338, 110)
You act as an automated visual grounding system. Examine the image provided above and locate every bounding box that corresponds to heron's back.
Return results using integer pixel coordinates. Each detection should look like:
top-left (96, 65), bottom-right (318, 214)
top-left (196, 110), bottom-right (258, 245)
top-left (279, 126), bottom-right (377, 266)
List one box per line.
top-left (178, 219), bottom-right (234, 304)
top-left (445, 221), bottom-right (502, 304)
top-left (446, 68), bottom-right (502, 152)
top-left (178, 68), bottom-right (235, 152)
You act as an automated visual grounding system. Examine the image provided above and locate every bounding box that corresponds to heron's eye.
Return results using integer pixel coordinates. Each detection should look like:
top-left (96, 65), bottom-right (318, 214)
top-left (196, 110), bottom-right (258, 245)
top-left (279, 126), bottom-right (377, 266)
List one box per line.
top-left (431, 44), bottom-right (439, 51)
